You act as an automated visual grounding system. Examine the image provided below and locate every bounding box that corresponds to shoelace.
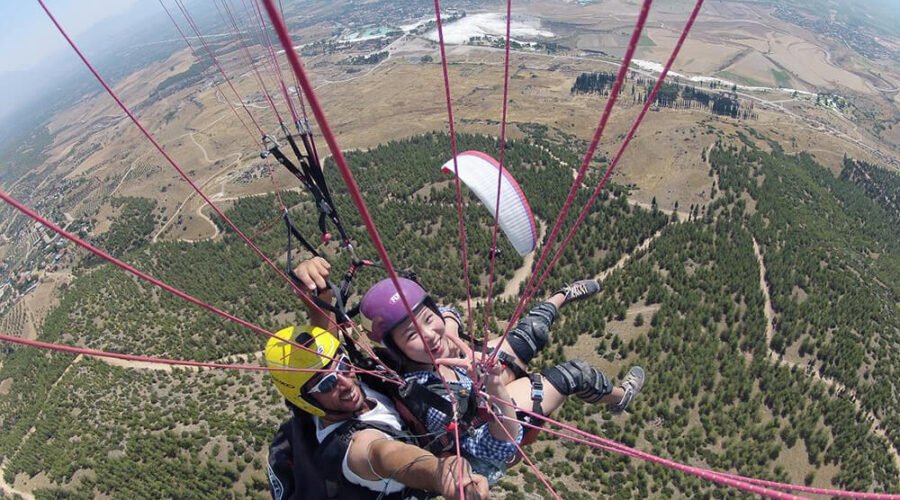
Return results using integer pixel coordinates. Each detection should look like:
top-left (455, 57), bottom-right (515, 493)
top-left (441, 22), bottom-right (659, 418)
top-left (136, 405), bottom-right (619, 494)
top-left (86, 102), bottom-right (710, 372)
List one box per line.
top-left (566, 283), bottom-right (589, 299)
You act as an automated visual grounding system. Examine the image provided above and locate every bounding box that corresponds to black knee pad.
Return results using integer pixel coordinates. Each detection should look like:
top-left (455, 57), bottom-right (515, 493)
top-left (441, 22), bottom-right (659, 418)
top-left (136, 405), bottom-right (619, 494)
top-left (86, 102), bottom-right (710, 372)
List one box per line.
top-left (507, 317), bottom-right (550, 363)
top-left (541, 360), bottom-right (612, 403)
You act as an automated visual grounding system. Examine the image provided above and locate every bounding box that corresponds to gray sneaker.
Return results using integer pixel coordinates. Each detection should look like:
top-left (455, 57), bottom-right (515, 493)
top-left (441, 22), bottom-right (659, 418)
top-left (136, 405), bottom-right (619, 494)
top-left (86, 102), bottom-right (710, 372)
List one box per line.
top-left (609, 366), bottom-right (645, 413)
top-left (555, 279), bottom-right (601, 306)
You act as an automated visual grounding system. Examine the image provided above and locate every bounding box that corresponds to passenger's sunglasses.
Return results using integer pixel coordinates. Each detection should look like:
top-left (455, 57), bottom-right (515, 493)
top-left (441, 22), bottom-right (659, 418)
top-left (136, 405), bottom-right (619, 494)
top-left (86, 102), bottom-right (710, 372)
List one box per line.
top-left (307, 354), bottom-right (353, 394)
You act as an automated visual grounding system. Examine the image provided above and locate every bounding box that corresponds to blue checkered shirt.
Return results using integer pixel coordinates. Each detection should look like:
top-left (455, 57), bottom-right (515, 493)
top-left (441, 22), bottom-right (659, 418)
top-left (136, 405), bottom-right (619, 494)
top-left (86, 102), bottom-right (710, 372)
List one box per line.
top-left (404, 367), bottom-right (523, 464)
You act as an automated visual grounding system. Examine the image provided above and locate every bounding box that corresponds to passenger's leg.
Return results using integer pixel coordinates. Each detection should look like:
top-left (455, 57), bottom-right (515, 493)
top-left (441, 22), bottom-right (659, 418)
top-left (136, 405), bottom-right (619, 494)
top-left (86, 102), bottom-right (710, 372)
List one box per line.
top-left (489, 279), bottom-right (603, 383)
top-left (540, 360), bottom-right (644, 411)
top-left (487, 301), bottom-right (558, 384)
top-left (503, 374), bottom-right (566, 418)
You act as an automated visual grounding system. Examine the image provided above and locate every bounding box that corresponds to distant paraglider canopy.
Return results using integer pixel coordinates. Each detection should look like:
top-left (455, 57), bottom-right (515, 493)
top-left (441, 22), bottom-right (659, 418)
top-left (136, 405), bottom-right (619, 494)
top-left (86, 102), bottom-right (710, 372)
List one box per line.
top-left (441, 151), bottom-right (537, 256)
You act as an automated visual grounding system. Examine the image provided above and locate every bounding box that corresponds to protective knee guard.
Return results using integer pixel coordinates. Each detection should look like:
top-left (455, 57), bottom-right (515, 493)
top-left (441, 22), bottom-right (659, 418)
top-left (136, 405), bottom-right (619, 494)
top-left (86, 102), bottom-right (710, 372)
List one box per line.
top-left (506, 302), bottom-right (558, 364)
top-left (507, 318), bottom-right (548, 364)
top-left (541, 359), bottom-right (612, 404)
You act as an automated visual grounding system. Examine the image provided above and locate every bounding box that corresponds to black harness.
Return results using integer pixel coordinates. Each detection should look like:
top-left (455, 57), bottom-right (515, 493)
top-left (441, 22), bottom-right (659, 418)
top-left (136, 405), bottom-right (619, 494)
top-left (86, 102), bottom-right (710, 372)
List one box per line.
top-left (263, 123), bottom-right (350, 248)
top-left (393, 375), bottom-right (489, 456)
top-left (267, 406), bottom-right (432, 500)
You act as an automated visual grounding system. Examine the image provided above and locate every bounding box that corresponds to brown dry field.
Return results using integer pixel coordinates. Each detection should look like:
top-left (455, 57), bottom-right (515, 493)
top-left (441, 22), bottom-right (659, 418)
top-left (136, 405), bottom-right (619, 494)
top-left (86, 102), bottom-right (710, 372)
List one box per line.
top-left (27, 1), bottom-right (893, 241)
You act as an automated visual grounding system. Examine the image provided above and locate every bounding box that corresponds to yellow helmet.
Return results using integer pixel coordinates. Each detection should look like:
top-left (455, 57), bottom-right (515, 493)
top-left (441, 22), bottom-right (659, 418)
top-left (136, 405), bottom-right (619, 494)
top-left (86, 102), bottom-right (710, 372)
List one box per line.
top-left (266, 325), bottom-right (342, 417)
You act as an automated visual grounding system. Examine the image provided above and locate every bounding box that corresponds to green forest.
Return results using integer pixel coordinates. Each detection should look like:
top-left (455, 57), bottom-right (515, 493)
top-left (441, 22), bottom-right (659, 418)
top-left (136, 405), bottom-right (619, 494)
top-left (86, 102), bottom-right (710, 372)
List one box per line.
top-left (0, 129), bottom-right (897, 498)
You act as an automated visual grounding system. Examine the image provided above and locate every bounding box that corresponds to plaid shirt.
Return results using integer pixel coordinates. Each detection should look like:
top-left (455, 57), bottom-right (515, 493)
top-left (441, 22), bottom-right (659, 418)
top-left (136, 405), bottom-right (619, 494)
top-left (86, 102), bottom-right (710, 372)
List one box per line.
top-left (404, 367), bottom-right (523, 464)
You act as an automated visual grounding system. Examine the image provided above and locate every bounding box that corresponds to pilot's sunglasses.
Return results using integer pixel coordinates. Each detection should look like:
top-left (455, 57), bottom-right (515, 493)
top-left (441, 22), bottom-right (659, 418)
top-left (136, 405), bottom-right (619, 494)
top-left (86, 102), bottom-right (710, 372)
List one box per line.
top-left (307, 354), bottom-right (353, 394)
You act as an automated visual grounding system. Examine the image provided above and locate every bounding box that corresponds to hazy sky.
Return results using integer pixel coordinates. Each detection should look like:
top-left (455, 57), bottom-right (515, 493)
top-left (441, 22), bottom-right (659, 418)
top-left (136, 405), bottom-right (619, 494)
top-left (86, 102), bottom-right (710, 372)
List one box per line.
top-left (0, 0), bottom-right (140, 72)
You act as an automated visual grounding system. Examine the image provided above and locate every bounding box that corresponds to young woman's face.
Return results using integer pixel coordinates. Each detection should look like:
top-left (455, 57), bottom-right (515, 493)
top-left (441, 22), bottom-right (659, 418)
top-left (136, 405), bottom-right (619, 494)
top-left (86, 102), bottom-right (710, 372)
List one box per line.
top-left (390, 307), bottom-right (448, 364)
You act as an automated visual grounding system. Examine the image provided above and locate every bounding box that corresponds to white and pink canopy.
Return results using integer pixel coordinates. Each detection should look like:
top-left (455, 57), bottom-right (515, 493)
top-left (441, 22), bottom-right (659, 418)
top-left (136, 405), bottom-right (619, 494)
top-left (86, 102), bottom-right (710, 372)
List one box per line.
top-left (441, 151), bottom-right (537, 256)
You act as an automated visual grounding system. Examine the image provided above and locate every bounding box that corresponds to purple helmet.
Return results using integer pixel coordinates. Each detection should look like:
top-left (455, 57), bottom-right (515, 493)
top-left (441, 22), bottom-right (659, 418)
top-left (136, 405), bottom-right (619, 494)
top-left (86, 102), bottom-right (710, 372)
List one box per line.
top-left (359, 278), bottom-right (428, 343)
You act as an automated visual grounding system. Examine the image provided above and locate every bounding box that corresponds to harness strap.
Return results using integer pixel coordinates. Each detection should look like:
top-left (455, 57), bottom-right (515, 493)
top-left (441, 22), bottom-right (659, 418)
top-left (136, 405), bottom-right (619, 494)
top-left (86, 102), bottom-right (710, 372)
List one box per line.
top-left (284, 212), bottom-right (350, 323)
top-left (267, 142), bottom-right (320, 200)
top-left (284, 125), bottom-right (351, 245)
top-left (316, 417), bottom-right (429, 500)
top-left (267, 137), bottom-right (351, 245)
top-left (398, 381), bottom-right (455, 421)
top-left (284, 210), bottom-right (320, 257)
top-left (282, 125), bottom-right (315, 181)
top-left (496, 350), bottom-right (528, 380)
top-left (530, 373), bottom-right (544, 417)
top-left (300, 132), bottom-right (334, 206)
top-left (396, 378), bottom-right (483, 455)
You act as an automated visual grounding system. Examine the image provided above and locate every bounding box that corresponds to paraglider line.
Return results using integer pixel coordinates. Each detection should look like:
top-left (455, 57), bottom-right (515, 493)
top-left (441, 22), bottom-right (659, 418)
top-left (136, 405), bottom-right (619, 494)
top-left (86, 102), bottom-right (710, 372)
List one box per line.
top-left (262, 0), bottom-right (463, 403)
top-left (494, 411), bottom-right (803, 500)
top-left (431, 0), bottom-right (477, 351)
top-left (250, 0), bottom-right (300, 125)
top-left (158, 0), bottom-right (260, 146)
top-left (38, 0), bottom-right (371, 351)
top-left (488, 0), bottom-right (654, 367)
top-left (482, 0), bottom-right (515, 347)
top-left (249, 212), bottom-right (284, 239)
top-left (0, 333), bottom-right (389, 376)
top-left (483, 405), bottom-right (562, 500)
top-left (0, 188), bottom-right (398, 386)
top-left (489, 395), bottom-right (899, 499)
top-left (274, 0), bottom-right (311, 123)
top-left (528, 0), bottom-right (706, 309)
top-left (173, 0), bottom-right (283, 127)
top-left (207, 0), bottom-right (287, 127)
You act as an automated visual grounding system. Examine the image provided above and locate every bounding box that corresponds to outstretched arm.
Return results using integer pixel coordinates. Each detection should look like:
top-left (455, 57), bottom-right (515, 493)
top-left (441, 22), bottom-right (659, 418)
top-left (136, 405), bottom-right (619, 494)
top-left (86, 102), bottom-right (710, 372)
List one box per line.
top-left (347, 429), bottom-right (490, 499)
top-left (292, 256), bottom-right (335, 330)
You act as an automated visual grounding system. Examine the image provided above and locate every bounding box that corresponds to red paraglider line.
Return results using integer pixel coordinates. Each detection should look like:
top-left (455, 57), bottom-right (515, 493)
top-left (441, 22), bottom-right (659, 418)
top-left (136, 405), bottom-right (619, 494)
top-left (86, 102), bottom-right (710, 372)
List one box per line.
top-left (208, 0), bottom-right (298, 233)
top-left (495, 412), bottom-right (803, 500)
top-left (250, 210), bottom-right (288, 239)
top-left (527, 0), bottom-right (705, 308)
top-left (166, 0), bottom-right (293, 236)
top-left (173, 0), bottom-right (283, 127)
top-left (169, 0), bottom-right (265, 137)
top-left (158, 0), bottom-right (259, 146)
top-left (483, 406), bottom-right (561, 500)
top-left (483, 0), bottom-right (515, 345)
top-left (202, 0), bottom-right (281, 127)
top-left (451, 421), bottom-right (466, 500)
top-left (432, 0), bottom-right (477, 346)
top-left (0, 188), bottom-right (397, 386)
top-left (261, 0), bottom-right (461, 403)
top-left (489, 397), bottom-right (796, 498)
top-left (37, 0), bottom-right (362, 346)
top-left (250, 0), bottom-right (301, 125)
top-left (489, 0), bottom-right (654, 366)
top-left (490, 395), bottom-right (900, 499)
top-left (274, 0), bottom-right (310, 124)
top-left (0, 333), bottom-right (388, 377)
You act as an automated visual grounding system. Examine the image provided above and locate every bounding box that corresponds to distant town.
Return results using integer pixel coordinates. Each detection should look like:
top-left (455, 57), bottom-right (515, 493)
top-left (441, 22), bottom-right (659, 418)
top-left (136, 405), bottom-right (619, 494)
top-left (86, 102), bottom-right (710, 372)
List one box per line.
top-left (774, 5), bottom-right (897, 62)
top-left (0, 214), bottom-right (84, 315)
